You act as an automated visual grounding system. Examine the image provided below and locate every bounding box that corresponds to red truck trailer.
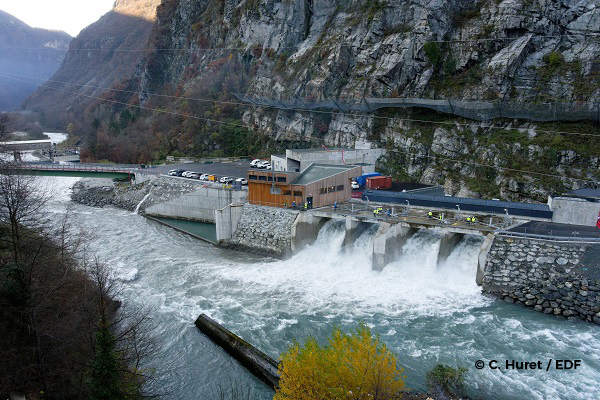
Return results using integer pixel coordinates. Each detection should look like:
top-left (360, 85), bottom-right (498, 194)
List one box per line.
top-left (366, 176), bottom-right (392, 190)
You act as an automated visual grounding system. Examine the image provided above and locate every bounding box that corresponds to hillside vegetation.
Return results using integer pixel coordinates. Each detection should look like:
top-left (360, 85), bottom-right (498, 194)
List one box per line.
top-left (24, 0), bottom-right (600, 201)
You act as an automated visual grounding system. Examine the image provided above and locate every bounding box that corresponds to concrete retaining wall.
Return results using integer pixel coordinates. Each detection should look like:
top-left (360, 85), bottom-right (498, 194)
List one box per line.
top-left (482, 236), bottom-right (600, 324)
top-left (215, 204), bottom-right (245, 243)
top-left (144, 186), bottom-right (247, 223)
top-left (551, 197), bottom-right (600, 227)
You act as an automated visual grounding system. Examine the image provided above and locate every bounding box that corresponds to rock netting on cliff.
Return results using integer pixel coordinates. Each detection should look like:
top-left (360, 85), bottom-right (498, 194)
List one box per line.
top-left (228, 204), bottom-right (299, 258)
top-left (482, 236), bottom-right (600, 324)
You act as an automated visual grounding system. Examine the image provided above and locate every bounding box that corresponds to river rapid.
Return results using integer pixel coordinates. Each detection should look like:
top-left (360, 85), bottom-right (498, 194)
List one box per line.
top-left (41, 177), bottom-right (600, 400)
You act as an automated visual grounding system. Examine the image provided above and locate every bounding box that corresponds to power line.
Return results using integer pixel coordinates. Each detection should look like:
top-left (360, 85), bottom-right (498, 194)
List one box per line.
top-left (0, 33), bottom-right (598, 52)
top-left (2, 70), bottom-right (599, 138)
top-left (1, 71), bottom-right (596, 184)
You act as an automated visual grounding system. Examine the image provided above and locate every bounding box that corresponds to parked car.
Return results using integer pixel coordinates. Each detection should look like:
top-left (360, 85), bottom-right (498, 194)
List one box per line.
top-left (199, 173), bottom-right (209, 181)
top-left (235, 178), bottom-right (248, 185)
top-left (351, 181), bottom-right (360, 190)
top-left (207, 174), bottom-right (217, 181)
top-left (220, 176), bottom-right (234, 184)
top-left (250, 159), bottom-right (262, 167)
top-left (257, 160), bottom-right (270, 169)
top-left (169, 169), bottom-right (186, 177)
top-left (182, 171), bottom-right (196, 178)
top-left (265, 164), bottom-right (272, 170)
top-left (188, 172), bottom-right (200, 179)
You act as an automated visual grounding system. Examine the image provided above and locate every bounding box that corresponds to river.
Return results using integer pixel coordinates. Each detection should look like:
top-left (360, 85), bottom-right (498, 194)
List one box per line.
top-left (42, 177), bottom-right (600, 399)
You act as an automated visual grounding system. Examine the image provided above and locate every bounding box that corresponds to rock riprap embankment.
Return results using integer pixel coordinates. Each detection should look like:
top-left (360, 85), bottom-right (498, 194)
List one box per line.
top-left (228, 204), bottom-right (299, 258)
top-left (482, 237), bottom-right (600, 324)
top-left (71, 177), bottom-right (206, 213)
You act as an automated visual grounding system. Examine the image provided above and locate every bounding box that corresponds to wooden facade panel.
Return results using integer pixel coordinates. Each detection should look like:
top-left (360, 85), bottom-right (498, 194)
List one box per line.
top-left (248, 165), bottom-right (362, 208)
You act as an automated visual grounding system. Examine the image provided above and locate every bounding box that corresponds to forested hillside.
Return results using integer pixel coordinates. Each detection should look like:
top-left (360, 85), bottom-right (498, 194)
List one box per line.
top-left (25, 0), bottom-right (600, 201)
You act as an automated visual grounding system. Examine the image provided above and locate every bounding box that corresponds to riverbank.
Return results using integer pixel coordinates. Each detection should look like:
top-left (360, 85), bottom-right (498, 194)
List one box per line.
top-left (70, 177), bottom-right (209, 213)
top-left (47, 176), bottom-right (600, 399)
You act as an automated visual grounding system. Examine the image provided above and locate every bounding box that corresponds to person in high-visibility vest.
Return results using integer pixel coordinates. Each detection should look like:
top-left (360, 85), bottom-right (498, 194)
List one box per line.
top-left (304, 202), bottom-right (308, 210)
top-left (439, 214), bottom-right (443, 221)
top-left (428, 211), bottom-right (433, 219)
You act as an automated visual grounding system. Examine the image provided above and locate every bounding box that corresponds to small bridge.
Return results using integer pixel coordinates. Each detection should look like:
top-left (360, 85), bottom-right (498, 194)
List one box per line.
top-left (11, 163), bottom-right (140, 179)
top-left (0, 140), bottom-right (54, 162)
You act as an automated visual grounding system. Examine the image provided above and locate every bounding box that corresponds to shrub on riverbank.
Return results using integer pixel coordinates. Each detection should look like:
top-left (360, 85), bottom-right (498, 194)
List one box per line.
top-left (275, 323), bottom-right (406, 399)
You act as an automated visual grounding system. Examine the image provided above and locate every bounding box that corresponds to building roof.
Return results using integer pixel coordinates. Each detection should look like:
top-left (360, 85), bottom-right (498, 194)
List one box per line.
top-left (567, 188), bottom-right (600, 199)
top-left (291, 163), bottom-right (358, 185)
top-left (288, 147), bottom-right (352, 153)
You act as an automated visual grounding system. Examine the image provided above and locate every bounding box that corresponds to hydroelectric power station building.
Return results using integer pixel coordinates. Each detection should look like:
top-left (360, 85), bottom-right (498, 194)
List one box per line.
top-left (247, 164), bottom-right (362, 208)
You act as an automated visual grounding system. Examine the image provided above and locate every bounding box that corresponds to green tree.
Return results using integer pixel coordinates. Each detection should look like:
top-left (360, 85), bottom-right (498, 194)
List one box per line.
top-left (426, 364), bottom-right (467, 397)
top-left (88, 325), bottom-right (121, 400)
top-left (275, 324), bottom-right (406, 400)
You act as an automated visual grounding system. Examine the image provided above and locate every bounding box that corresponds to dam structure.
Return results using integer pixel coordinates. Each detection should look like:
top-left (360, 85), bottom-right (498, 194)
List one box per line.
top-left (217, 202), bottom-right (600, 324)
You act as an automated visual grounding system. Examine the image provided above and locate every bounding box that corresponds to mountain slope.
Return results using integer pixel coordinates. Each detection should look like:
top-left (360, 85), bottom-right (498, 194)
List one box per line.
top-left (23, 0), bottom-right (161, 127)
top-left (0, 10), bottom-right (71, 111)
top-left (23, 0), bottom-right (600, 200)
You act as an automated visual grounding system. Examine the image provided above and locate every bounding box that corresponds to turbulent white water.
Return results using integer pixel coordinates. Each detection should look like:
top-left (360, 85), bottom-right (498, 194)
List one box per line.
top-left (41, 178), bottom-right (600, 399)
top-left (133, 189), bottom-right (152, 214)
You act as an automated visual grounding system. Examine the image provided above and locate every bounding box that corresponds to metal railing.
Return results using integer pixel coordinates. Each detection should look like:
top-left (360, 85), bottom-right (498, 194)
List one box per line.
top-left (496, 230), bottom-right (600, 243)
top-left (11, 163), bottom-right (139, 173)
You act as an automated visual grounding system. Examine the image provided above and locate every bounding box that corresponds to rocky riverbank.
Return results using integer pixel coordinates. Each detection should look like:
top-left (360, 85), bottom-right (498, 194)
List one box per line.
top-left (482, 236), bottom-right (600, 324)
top-left (71, 177), bottom-right (212, 213)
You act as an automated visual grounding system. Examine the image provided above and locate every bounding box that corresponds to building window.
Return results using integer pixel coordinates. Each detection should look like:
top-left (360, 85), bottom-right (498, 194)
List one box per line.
top-left (258, 175), bottom-right (267, 181)
top-left (283, 190), bottom-right (292, 196)
top-left (337, 185), bottom-right (344, 191)
top-left (249, 175), bottom-right (258, 180)
top-left (277, 177), bottom-right (286, 182)
top-left (329, 186), bottom-right (335, 193)
top-left (320, 187), bottom-right (327, 195)
top-left (293, 191), bottom-right (302, 197)
top-left (267, 176), bottom-right (273, 181)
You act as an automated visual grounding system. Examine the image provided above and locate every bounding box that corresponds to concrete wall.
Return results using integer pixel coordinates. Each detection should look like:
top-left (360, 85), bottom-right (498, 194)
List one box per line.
top-left (372, 223), bottom-right (415, 271)
top-left (215, 203), bottom-right (245, 243)
top-left (144, 186), bottom-right (247, 223)
top-left (482, 236), bottom-right (600, 324)
top-left (550, 197), bottom-right (600, 227)
top-left (438, 232), bottom-right (464, 266)
top-left (291, 213), bottom-right (327, 252)
top-left (285, 148), bottom-right (385, 173)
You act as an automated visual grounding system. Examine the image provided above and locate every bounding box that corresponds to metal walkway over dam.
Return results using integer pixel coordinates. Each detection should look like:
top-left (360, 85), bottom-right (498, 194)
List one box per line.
top-left (235, 94), bottom-right (600, 122)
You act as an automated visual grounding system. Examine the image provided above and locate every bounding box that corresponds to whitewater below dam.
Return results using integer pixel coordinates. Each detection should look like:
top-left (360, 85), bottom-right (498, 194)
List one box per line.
top-left (42, 177), bottom-right (600, 399)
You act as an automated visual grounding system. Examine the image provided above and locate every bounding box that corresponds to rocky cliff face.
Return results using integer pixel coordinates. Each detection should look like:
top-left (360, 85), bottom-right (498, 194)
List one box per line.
top-left (25, 0), bottom-right (600, 201)
top-left (0, 10), bottom-right (71, 111)
top-left (24, 0), bottom-right (161, 128)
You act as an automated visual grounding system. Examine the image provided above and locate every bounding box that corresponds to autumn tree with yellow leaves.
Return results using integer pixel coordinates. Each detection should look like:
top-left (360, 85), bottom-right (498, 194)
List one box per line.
top-left (275, 324), bottom-right (407, 400)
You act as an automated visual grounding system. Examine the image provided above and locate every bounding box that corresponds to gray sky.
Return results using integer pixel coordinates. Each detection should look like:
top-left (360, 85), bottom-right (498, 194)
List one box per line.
top-left (0, 0), bottom-right (115, 36)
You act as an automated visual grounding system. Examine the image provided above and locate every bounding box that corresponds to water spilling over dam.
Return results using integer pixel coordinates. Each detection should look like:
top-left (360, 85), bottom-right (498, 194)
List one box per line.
top-left (41, 177), bottom-right (600, 399)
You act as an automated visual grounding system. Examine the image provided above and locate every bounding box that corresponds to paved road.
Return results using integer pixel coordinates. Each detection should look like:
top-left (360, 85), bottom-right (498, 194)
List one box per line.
top-left (152, 161), bottom-right (254, 181)
top-left (509, 221), bottom-right (600, 238)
